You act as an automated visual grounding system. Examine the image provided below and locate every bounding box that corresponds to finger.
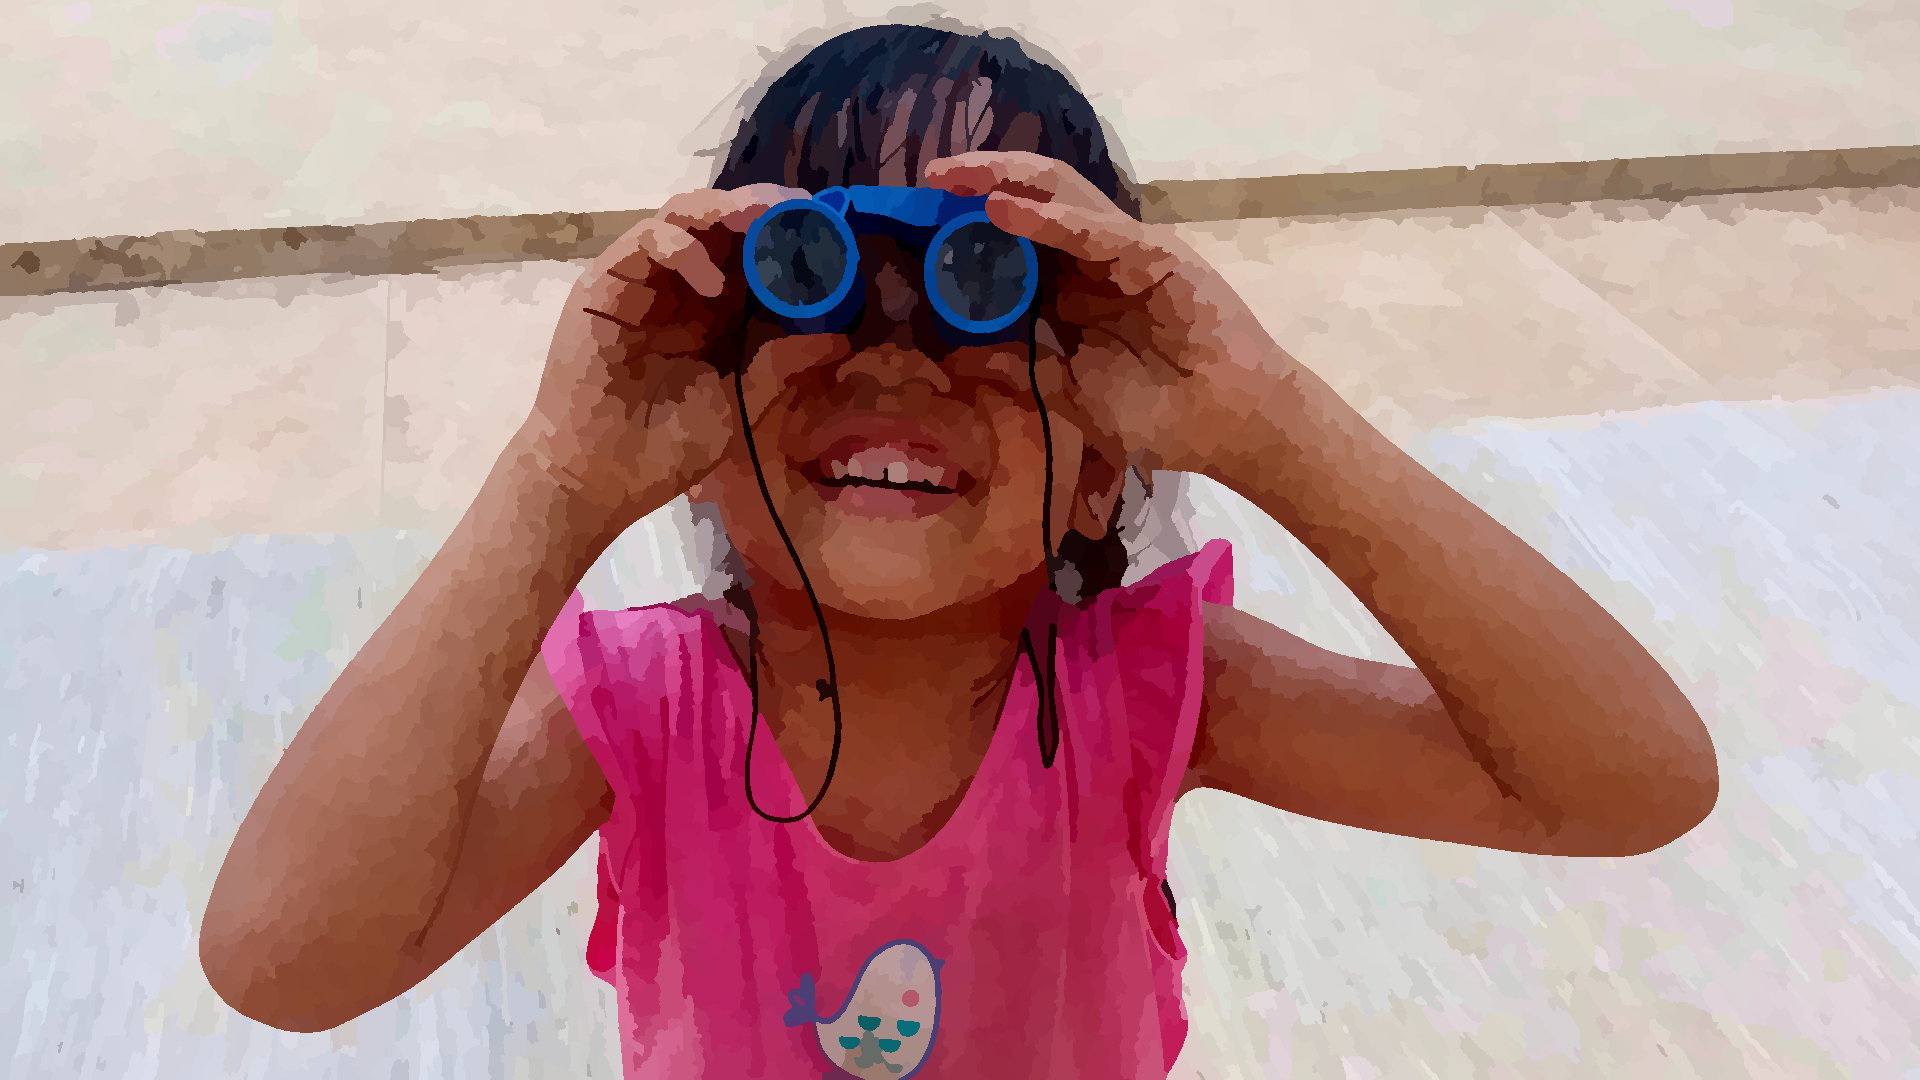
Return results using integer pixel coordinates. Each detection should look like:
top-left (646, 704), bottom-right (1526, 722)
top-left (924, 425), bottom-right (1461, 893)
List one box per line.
top-left (640, 218), bottom-right (726, 298)
top-left (1027, 355), bottom-right (1108, 449)
top-left (922, 150), bottom-right (1111, 211)
top-left (576, 226), bottom-right (729, 346)
top-left (655, 184), bottom-right (816, 304)
top-left (1050, 276), bottom-right (1135, 328)
top-left (656, 183), bottom-right (813, 235)
top-left (985, 193), bottom-right (1183, 295)
top-left (590, 185), bottom-right (811, 293)
top-left (582, 217), bottom-right (725, 311)
top-left (1033, 316), bottom-right (1069, 361)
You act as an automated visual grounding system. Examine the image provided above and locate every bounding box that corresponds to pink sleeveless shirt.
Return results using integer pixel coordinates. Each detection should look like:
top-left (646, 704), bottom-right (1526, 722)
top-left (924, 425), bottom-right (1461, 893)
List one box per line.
top-left (540, 539), bottom-right (1233, 1079)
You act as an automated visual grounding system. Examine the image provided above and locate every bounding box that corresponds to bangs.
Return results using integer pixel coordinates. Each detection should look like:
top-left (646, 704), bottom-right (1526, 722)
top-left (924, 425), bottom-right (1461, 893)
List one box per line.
top-left (717, 25), bottom-right (1139, 219)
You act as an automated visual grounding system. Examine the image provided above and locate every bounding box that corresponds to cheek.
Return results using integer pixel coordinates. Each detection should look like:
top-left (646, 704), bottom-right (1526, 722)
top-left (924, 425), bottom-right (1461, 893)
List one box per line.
top-left (983, 407), bottom-right (1086, 549)
top-left (696, 451), bottom-right (791, 567)
top-left (704, 382), bottom-right (819, 559)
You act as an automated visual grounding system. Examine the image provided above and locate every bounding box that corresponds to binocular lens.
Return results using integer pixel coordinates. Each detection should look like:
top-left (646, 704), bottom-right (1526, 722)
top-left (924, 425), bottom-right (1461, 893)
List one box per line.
top-left (753, 207), bottom-right (850, 310)
top-left (933, 221), bottom-right (1031, 324)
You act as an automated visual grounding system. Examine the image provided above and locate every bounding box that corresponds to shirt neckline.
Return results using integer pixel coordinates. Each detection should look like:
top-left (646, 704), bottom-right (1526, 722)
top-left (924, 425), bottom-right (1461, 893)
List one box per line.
top-left (682, 601), bottom-right (1053, 870)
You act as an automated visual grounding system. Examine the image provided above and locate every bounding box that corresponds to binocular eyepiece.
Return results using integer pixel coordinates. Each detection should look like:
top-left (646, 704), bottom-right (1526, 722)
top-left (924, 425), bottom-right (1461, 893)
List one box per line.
top-left (743, 186), bottom-right (1041, 346)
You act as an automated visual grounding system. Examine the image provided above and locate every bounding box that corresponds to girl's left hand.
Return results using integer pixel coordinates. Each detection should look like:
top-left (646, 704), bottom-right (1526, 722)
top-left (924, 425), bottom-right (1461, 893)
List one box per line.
top-left (922, 151), bottom-right (1289, 476)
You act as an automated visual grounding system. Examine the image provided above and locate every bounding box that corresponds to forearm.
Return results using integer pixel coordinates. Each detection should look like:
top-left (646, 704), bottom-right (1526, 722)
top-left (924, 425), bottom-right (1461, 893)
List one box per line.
top-left (1208, 355), bottom-right (1718, 854)
top-left (204, 435), bottom-right (644, 1015)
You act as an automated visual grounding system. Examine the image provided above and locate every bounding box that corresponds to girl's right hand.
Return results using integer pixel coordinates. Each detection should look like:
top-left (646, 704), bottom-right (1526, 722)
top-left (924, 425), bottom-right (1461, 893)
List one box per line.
top-left (515, 184), bottom-right (815, 521)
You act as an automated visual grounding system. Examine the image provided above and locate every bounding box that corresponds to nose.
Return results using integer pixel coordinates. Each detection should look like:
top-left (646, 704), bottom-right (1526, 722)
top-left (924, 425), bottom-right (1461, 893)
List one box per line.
top-left (846, 237), bottom-right (956, 362)
top-left (873, 257), bottom-right (921, 325)
top-left (832, 343), bottom-right (954, 395)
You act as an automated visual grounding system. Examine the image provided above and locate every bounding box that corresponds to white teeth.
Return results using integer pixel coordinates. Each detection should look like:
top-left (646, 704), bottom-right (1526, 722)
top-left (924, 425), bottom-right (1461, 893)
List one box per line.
top-left (821, 449), bottom-right (956, 490)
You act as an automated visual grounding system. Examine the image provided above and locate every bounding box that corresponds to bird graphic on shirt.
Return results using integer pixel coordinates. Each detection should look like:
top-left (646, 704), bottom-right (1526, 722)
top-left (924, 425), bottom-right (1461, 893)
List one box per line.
top-left (782, 939), bottom-right (943, 1078)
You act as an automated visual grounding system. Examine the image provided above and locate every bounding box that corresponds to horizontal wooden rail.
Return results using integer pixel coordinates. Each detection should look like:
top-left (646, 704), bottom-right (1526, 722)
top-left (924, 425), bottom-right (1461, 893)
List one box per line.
top-left (6, 144), bottom-right (1917, 297)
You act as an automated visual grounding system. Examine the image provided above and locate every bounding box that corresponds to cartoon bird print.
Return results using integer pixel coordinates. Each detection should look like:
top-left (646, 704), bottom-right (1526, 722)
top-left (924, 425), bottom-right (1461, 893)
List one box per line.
top-left (782, 940), bottom-right (944, 1077)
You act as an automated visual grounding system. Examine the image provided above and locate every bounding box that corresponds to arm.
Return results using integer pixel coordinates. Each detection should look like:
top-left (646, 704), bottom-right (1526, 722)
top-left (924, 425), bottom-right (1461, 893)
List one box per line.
top-left (1187, 604), bottom-right (1550, 850)
top-left (387, 660), bottom-right (615, 996)
top-left (199, 442), bottom-right (638, 1031)
top-left (1191, 356), bottom-right (1719, 857)
top-left (199, 185), bottom-right (802, 1030)
top-left (915, 150), bottom-right (1718, 857)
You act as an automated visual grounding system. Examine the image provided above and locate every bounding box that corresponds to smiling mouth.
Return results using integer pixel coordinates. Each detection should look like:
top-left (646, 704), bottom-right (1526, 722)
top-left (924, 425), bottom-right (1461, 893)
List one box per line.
top-left (813, 462), bottom-right (962, 496)
top-left (799, 444), bottom-right (976, 499)
top-left (817, 474), bottom-right (954, 494)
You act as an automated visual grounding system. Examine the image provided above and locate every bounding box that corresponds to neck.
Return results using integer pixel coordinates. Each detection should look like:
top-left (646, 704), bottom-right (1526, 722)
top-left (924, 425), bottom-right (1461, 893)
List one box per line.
top-left (731, 566), bottom-right (1052, 739)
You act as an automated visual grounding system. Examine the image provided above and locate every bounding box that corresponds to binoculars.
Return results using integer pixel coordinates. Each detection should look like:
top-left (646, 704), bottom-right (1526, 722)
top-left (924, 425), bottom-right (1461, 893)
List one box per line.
top-left (742, 186), bottom-right (1041, 346)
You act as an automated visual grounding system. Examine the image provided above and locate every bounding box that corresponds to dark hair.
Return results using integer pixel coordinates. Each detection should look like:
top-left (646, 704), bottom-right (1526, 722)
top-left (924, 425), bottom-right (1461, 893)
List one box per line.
top-left (715, 22), bottom-right (1137, 598)
top-left (716, 24), bottom-right (1141, 221)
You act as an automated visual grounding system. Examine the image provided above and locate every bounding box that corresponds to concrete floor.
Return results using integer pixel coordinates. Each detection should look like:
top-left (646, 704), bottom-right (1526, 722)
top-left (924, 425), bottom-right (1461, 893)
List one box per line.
top-left (4, 186), bottom-right (1919, 1077)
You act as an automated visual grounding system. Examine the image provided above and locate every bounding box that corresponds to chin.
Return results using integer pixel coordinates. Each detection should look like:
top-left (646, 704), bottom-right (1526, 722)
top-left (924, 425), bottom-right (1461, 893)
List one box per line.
top-left (813, 535), bottom-right (1027, 622)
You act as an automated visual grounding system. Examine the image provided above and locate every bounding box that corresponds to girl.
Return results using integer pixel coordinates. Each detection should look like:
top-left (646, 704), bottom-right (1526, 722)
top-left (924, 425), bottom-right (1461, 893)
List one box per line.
top-left (200, 24), bottom-right (1720, 1079)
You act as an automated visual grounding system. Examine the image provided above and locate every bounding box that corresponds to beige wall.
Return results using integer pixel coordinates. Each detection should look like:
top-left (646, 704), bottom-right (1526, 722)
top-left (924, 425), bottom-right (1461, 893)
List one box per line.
top-left (9, 0), bottom-right (1919, 243)
top-left (6, 184), bottom-right (1915, 552)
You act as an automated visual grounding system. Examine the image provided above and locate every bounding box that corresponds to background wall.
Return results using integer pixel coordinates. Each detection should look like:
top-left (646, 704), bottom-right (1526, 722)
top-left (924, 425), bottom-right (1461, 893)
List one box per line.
top-left (7, 0), bottom-right (1919, 241)
top-left (5, 1), bottom-right (1920, 1077)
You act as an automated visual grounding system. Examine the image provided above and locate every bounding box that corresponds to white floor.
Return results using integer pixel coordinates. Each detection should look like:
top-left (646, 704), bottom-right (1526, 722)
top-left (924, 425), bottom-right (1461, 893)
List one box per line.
top-left (7, 388), bottom-right (1917, 1078)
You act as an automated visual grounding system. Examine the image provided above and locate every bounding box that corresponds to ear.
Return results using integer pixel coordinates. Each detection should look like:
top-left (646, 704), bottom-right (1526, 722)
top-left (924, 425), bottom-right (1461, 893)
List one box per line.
top-left (1068, 444), bottom-right (1127, 540)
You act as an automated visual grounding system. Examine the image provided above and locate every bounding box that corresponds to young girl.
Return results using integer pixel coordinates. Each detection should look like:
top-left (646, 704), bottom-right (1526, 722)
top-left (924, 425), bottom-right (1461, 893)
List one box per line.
top-left (200, 24), bottom-right (1719, 1079)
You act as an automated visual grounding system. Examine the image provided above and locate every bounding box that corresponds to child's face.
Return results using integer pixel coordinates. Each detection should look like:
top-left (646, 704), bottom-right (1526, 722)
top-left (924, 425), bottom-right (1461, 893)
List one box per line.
top-left (693, 231), bottom-right (1122, 621)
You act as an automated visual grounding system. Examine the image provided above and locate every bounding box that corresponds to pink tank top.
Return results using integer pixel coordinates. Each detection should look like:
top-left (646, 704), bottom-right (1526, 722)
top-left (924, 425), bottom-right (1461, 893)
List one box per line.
top-left (541, 539), bottom-right (1233, 1079)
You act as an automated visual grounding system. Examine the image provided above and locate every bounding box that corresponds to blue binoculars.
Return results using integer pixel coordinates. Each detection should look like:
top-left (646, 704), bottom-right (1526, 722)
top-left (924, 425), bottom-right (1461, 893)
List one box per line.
top-left (742, 186), bottom-right (1041, 345)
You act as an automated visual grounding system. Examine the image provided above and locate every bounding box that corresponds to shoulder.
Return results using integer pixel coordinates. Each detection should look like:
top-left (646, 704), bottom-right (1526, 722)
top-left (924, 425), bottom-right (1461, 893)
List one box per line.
top-left (1188, 603), bottom-right (1434, 798)
top-left (546, 592), bottom-right (722, 652)
top-left (1070, 541), bottom-right (1233, 874)
top-left (539, 592), bottom-right (742, 787)
top-left (1068, 540), bottom-right (1231, 766)
top-left (1091, 539), bottom-right (1234, 630)
top-left (1065, 540), bottom-right (1233, 714)
top-left (1187, 604), bottom-right (1554, 850)
top-left (540, 591), bottom-right (730, 704)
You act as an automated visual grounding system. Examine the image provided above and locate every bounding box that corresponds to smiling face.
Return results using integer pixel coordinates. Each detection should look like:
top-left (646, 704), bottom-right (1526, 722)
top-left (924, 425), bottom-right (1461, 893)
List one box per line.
top-left (696, 231), bottom-right (1122, 621)
top-left (701, 41), bottom-right (1138, 622)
